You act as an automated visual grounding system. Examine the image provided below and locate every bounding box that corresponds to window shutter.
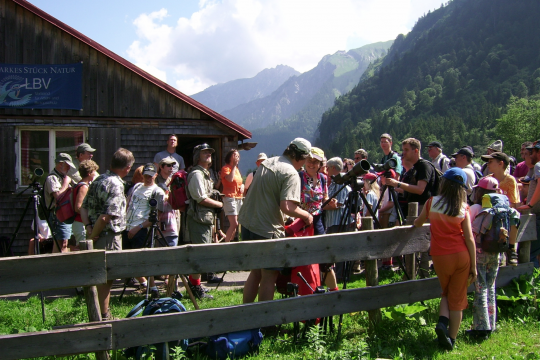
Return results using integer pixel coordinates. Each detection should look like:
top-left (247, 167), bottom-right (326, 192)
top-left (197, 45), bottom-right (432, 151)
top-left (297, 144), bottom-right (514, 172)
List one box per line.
top-left (0, 126), bottom-right (17, 192)
top-left (87, 128), bottom-right (121, 173)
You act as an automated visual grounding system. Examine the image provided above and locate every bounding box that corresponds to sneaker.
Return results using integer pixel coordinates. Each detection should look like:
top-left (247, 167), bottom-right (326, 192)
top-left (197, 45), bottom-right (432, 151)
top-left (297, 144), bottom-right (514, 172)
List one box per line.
top-left (150, 288), bottom-right (160, 300)
top-left (508, 249), bottom-right (518, 266)
top-left (189, 284), bottom-right (214, 300)
top-left (435, 322), bottom-right (453, 350)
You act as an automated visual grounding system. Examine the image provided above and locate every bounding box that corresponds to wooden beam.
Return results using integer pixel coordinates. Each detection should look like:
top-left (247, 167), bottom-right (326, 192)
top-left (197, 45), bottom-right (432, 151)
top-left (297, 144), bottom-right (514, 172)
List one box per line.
top-left (62, 263), bottom-right (531, 350)
top-left (106, 225), bottom-right (432, 279)
top-left (0, 324), bottom-right (112, 360)
top-left (517, 213), bottom-right (537, 244)
top-left (0, 250), bottom-right (106, 295)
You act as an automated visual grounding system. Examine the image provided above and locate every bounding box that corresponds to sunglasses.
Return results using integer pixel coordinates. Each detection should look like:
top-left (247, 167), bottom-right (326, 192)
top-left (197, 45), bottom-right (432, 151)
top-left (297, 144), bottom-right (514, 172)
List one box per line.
top-left (164, 163), bottom-right (176, 167)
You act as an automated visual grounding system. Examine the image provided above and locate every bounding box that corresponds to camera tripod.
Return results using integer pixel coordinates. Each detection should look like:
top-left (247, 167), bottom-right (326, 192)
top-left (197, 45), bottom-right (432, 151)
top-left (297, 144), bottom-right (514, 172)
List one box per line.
top-left (119, 203), bottom-right (200, 309)
top-left (7, 172), bottom-right (62, 323)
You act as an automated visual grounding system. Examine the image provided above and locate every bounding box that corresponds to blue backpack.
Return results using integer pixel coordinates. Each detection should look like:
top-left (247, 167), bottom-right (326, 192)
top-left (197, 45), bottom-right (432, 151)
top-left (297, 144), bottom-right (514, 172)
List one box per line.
top-left (206, 329), bottom-right (263, 360)
top-left (124, 297), bottom-right (188, 360)
top-left (472, 193), bottom-right (519, 254)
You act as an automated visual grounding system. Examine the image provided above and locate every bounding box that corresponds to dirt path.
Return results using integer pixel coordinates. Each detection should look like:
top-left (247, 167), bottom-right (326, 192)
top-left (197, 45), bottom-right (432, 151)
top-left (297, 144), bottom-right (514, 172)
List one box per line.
top-left (0, 271), bottom-right (251, 301)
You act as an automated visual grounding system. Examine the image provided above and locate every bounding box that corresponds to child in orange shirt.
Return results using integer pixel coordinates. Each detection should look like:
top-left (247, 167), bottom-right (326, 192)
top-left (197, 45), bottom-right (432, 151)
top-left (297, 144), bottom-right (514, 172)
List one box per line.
top-left (414, 168), bottom-right (477, 350)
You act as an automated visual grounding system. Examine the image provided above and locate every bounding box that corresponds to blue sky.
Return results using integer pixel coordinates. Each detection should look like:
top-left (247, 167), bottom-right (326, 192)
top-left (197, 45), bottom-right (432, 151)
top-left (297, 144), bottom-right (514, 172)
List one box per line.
top-left (28, 0), bottom-right (443, 95)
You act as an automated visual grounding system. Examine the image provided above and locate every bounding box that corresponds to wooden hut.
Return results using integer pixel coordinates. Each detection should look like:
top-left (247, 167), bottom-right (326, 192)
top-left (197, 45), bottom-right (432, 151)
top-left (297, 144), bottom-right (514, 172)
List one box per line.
top-left (0, 0), bottom-right (252, 254)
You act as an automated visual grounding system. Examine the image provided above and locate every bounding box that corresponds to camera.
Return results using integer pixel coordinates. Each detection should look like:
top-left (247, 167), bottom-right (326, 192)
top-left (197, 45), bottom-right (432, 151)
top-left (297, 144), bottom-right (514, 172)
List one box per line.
top-left (332, 159), bottom-right (370, 185)
top-left (209, 190), bottom-right (223, 214)
top-left (148, 197), bottom-right (158, 223)
top-left (372, 158), bottom-right (397, 178)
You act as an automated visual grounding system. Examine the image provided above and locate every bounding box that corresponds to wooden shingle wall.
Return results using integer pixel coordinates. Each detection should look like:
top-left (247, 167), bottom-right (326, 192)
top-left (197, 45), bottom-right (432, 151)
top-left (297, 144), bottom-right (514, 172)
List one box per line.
top-left (0, 0), bottom-right (211, 121)
top-left (0, 118), bottom-right (238, 254)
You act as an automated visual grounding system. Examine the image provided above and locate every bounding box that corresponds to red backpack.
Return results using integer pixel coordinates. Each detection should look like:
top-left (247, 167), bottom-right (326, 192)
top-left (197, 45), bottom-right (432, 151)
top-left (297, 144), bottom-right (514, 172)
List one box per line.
top-left (55, 186), bottom-right (76, 224)
top-left (169, 170), bottom-right (188, 212)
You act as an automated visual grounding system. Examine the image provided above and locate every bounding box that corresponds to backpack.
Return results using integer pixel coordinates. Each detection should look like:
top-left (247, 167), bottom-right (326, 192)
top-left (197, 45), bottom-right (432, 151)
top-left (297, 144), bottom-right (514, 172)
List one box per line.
top-left (206, 329), bottom-right (263, 360)
top-left (424, 159), bottom-right (442, 196)
top-left (56, 182), bottom-right (86, 224)
top-left (472, 193), bottom-right (519, 253)
top-left (37, 172), bottom-right (63, 221)
top-left (169, 170), bottom-right (188, 212)
top-left (124, 296), bottom-right (189, 360)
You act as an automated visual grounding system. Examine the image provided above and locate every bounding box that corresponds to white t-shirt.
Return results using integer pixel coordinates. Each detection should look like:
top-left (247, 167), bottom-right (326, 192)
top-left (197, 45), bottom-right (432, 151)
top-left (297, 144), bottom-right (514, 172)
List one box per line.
top-left (126, 184), bottom-right (165, 230)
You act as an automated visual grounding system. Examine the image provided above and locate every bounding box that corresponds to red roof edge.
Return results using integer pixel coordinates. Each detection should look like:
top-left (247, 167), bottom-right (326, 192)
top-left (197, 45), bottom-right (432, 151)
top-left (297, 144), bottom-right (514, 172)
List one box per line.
top-left (12, 0), bottom-right (252, 140)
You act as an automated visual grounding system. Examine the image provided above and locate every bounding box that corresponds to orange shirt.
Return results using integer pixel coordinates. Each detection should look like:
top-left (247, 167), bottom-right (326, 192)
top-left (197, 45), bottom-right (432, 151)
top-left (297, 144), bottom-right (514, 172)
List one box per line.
top-left (426, 196), bottom-right (469, 256)
top-left (221, 164), bottom-right (243, 198)
top-left (495, 174), bottom-right (519, 205)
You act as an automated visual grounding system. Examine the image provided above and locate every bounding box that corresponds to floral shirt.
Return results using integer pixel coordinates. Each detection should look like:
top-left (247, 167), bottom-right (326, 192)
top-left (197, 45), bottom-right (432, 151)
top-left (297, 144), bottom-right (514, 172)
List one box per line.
top-left (299, 171), bottom-right (328, 216)
top-left (82, 170), bottom-right (127, 233)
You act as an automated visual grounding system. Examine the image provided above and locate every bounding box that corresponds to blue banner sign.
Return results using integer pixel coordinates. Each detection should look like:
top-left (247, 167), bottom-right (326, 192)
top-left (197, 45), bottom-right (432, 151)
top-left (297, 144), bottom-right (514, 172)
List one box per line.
top-left (0, 63), bottom-right (82, 110)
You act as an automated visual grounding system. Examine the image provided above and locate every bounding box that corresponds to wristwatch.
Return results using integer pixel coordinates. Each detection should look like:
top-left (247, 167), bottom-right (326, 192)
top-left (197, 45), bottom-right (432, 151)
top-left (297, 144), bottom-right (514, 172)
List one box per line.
top-left (397, 182), bottom-right (401, 188)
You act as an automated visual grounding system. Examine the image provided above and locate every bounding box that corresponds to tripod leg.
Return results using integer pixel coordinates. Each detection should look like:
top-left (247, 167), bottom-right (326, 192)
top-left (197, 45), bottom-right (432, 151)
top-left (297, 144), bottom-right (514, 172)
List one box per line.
top-left (7, 196), bottom-right (33, 254)
top-left (180, 274), bottom-right (199, 310)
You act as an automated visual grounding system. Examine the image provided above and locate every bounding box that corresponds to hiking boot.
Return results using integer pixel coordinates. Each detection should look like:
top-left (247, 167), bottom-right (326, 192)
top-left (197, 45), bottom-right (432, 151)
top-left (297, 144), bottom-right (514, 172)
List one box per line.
top-left (189, 284), bottom-right (214, 300)
top-left (134, 284), bottom-right (147, 294)
top-left (150, 288), bottom-right (160, 300)
top-left (507, 249), bottom-right (518, 266)
top-left (435, 322), bottom-right (453, 350)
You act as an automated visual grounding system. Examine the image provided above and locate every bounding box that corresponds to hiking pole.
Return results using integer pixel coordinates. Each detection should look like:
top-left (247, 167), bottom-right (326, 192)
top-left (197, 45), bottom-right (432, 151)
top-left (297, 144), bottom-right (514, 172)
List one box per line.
top-left (214, 271), bottom-right (227, 291)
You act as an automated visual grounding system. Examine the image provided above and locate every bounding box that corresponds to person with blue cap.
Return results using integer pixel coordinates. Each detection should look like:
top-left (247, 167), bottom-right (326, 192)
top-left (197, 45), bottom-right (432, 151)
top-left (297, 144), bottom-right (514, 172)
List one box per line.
top-left (413, 167), bottom-right (477, 351)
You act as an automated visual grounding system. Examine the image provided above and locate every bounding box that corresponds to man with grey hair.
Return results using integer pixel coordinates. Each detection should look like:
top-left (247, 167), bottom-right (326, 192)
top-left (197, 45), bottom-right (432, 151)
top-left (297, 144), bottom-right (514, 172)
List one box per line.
top-left (81, 147), bottom-right (134, 320)
top-left (323, 157), bottom-right (354, 234)
top-left (427, 141), bottom-right (451, 172)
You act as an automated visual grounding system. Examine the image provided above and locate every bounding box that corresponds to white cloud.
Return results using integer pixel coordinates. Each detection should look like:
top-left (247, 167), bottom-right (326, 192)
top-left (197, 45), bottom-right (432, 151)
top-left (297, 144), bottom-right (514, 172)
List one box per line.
top-left (126, 0), bottom-right (442, 95)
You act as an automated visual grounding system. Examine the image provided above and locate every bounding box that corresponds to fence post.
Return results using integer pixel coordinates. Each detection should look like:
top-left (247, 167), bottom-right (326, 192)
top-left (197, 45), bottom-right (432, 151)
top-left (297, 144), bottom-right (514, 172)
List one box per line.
top-left (79, 240), bottom-right (110, 360)
top-left (362, 217), bottom-right (381, 325)
top-left (518, 211), bottom-right (533, 264)
top-left (404, 203), bottom-right (419, 281)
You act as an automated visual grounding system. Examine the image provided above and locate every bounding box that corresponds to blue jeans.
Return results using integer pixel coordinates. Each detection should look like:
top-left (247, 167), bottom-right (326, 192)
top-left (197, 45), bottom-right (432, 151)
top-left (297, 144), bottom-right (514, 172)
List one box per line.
top-left (49, 213), bottom-right (72, 240)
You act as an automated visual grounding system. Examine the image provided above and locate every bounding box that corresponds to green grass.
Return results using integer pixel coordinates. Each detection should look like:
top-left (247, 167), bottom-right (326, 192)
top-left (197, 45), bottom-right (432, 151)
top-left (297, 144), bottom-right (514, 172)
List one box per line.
top-left (1, 268), bottom-right (539, 360)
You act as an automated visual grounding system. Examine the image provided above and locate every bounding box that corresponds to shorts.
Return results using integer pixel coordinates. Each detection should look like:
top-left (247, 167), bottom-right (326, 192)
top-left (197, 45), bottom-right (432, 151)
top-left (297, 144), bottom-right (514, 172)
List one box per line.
top-left (223, 197), bottom-right (243, 216)
top-left (122, 227), bottom-right (149, 249)
top-left (186, 215), bottom-right (213, 244)
top-left (72, 221), bottom-right (86, 244)
top-left (49, 212), bottom-right (72, 240)
top-left (94, 232), bottom-right (122, 251)
top-left (241, 227), bottom-right (282, 270)
top-left (432, 251), bottom-right (471, 311)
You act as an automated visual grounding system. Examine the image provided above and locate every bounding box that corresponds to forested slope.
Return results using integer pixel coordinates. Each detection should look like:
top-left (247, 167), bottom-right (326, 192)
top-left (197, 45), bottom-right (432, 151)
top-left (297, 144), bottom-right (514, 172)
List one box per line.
top-left (316, 0), bottom-right (540, 160)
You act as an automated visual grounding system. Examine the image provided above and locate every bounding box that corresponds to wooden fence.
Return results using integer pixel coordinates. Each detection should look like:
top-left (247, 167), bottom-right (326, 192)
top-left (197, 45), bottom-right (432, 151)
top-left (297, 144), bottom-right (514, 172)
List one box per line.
top-left (0, 211), bottom-right (537, 360)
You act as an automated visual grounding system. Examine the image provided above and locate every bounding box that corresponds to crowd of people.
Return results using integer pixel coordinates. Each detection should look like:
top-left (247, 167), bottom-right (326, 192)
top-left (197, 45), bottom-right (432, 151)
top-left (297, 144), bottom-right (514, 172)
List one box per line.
top-left (32, 132), bottom-right (540, 348)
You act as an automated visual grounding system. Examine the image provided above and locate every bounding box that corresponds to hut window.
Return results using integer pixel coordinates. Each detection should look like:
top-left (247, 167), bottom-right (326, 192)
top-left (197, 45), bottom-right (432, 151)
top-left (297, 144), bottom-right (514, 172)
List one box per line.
top-left (19, 128), bottom-right (85, 186)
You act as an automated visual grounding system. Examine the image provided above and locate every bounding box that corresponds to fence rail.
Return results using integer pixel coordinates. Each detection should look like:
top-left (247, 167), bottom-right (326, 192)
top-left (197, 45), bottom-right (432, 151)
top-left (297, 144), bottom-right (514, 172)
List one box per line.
top-left (0, 212), bottom-right (537, 360)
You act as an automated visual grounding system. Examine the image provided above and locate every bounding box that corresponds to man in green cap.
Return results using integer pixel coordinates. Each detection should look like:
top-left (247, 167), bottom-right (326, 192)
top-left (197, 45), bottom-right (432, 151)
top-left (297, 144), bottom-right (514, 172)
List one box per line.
top-left (44, 153), bottom-right (75, 252)
top-left (69, 143), bottom-right (97, 183)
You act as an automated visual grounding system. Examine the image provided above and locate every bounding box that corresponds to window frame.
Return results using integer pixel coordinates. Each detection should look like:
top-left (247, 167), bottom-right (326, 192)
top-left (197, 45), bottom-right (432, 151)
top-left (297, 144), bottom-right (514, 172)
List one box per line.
top-left (17, 127), bottom-right (87, 188)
